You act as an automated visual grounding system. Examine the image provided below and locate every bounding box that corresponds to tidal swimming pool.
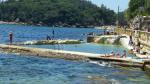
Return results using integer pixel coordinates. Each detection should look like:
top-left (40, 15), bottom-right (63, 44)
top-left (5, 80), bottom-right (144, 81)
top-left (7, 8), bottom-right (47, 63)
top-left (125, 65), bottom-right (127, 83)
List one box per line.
top-left (26, 43), bottom-right (136, 58)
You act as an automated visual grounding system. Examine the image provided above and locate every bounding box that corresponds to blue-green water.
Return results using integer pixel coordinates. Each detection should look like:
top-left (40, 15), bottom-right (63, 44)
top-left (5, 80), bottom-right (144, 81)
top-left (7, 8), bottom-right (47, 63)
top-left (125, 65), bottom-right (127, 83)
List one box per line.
top-left (26, 43), bottom-right (136, 58)
top-left (0, 24), bottom-right (150, 84)
top-left (0, 24), bottom-right (101, 43)
top-left (0, 53), bottom-right (150, 84)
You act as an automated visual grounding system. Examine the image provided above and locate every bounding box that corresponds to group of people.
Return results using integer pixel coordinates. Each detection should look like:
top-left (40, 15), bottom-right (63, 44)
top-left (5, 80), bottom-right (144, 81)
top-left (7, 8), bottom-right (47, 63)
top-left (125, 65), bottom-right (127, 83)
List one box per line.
top-left (129, 35), bottom-right (141, 54)
top-left (111, 50), bottom-right (127, 58)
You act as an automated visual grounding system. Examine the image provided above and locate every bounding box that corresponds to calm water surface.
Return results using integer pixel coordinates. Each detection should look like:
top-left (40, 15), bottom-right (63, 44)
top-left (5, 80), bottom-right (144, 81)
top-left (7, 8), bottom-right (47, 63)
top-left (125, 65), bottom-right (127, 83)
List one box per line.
top-left (26, 43), bottom-right (136, 58)
top-left (0, 24), bottom-right (150, 84)
top-left (0, 24), bottom-right (101, 43)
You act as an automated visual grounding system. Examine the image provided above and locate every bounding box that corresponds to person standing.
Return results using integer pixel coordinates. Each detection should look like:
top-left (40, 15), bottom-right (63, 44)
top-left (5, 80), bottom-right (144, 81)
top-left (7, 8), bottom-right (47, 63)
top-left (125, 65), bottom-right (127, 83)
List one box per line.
top-left (9, 32), bottom-right (13, 44)
top-left (137, 42), bottom-right (141, 53)
top-left (129, 35), bottom-right (133, 45)
top-left (52, 30), bottom-right (55, 40)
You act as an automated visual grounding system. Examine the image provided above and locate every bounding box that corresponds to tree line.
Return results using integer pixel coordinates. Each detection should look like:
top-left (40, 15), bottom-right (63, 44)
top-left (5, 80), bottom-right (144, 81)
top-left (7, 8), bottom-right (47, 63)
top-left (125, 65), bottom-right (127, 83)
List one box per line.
top-left (0, 0), bottom-right (117, 27)
top-left (125, 0), bottom-right (150, 20)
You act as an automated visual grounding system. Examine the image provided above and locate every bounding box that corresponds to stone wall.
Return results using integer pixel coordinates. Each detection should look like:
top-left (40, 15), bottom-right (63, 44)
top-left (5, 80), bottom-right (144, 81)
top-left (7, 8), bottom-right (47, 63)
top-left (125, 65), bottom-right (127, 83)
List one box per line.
top-left (87, 36), bottom-right (101, 43)
top-left (0, 44), bottom-right (88, 60)
top-left (115, 28), bottom-right (150, 54)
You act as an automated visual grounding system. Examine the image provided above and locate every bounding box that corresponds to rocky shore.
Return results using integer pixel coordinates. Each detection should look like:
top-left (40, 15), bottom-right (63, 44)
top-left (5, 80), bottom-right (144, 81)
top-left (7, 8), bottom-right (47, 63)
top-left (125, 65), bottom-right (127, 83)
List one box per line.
top-left (13, 40), bottom-right (81, 45)
top-left (0, 21), bottom-right (19, 24)
top-left (0, 44), bottom-right (88, 60)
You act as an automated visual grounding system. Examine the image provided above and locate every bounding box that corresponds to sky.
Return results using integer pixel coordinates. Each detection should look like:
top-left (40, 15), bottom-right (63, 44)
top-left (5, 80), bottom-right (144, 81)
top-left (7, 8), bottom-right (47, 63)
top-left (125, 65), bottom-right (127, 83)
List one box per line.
top-left (89, 0), bottom-right (130, 12)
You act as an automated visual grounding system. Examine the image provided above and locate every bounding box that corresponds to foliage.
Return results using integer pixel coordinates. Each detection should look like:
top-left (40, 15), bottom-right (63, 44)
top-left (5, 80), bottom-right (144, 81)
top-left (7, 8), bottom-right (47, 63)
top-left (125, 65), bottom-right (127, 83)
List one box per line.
top-left (0, 0), bottom-right (116, 27)
top-left (126, 0), bottom-right (150, 20)
top-left (118, 12), bottom-right (127, 25)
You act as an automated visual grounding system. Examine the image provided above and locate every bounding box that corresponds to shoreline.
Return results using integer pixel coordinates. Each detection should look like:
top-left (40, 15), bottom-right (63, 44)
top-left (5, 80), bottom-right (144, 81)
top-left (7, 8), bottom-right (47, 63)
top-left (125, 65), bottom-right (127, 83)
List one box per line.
top-left (94, 26), bottom-right (115, 30)
top-left (0, 21), bottom-right (22, 25)
top-left (0, 21), bottom-right (116, 28)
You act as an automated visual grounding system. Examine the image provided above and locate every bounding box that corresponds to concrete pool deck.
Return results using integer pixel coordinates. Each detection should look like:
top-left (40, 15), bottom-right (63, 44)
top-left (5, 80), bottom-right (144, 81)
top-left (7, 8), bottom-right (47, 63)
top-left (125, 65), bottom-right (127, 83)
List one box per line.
top-left (2, 44), bottom-right (150, 70)
top-left (0, 44), bottom-right (145, 63)
top-left (0, 44), bottom-right (100, 60)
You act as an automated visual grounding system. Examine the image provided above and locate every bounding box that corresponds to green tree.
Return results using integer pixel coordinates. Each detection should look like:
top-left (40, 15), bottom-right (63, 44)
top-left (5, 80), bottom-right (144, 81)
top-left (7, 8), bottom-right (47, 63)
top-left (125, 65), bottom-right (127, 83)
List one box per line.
top-left (0, 0), bottom-right (117, 27)
top-left (126, 0), bottom-right (150, 20)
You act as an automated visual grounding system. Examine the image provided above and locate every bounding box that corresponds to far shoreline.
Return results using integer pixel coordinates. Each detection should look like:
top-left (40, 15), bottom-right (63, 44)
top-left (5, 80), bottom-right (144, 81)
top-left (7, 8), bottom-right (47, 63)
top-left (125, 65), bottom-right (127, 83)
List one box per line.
top-left (0, 21), bottom-right (115, 29)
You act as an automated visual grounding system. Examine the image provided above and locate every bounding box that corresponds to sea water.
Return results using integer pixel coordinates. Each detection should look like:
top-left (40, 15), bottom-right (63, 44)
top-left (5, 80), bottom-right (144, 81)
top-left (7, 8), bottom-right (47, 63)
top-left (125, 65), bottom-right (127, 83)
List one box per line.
top-left (0, 53), bottom-right (150, 84)
top-left (0, 24), bottom-right (102, 43)
top-left (0, 24), bottom-right (150, 84)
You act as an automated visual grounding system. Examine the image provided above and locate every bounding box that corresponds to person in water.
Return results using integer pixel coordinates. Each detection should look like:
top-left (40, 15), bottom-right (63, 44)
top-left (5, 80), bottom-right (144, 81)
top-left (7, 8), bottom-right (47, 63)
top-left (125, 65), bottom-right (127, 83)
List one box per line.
top-left (46, 35), bottom-right (51, 40)
top-left (9, 32), bottom-right (13, 44)
top-left (122, 50), bottom-right (127, 58)
top-left (116, 53), bottom-right (120, 58)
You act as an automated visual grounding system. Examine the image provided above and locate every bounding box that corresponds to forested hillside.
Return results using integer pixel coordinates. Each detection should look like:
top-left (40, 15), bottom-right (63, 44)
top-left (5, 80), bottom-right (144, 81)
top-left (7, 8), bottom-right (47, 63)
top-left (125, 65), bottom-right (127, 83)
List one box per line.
top-left (0, 0), bottom-right (116, 27)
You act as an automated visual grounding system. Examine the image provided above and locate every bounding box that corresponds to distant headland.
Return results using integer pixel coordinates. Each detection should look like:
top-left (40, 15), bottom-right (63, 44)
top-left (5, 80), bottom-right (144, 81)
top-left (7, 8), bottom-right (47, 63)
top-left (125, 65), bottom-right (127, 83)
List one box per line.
top-left (0, 0), bottom-right (117, 28)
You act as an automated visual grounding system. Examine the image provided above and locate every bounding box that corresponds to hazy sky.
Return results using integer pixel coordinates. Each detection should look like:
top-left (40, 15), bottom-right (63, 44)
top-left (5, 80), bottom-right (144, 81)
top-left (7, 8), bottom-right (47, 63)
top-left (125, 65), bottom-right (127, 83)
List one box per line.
top-left (89, 0), bottom-right (130, 12)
